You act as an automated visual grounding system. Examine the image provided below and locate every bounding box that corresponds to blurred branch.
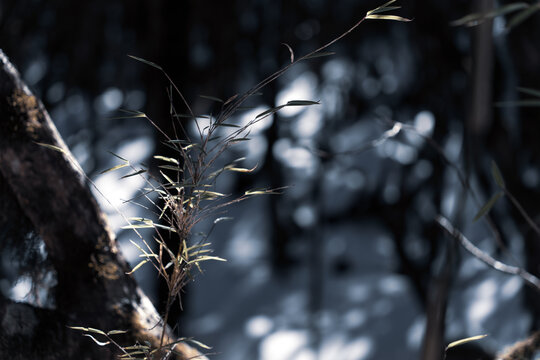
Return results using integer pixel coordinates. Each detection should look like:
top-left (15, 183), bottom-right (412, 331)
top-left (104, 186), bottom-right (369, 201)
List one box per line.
top-left (468, 0), bottom-right (494, 135)
top-left (504, 188), bottom-right (540, 240)
top-left (420, 248), bottom-right (453, 360)
top-left (436, 215), bottom-right (540, 290)
top-left (451, 1), bottom-right (540, 30)
top-left (395, 120), bottom-right (519, 263)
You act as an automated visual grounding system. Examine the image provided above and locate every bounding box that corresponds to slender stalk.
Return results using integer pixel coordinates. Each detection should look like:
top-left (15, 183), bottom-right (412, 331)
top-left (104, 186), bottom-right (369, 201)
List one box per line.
top-left (394, 121), bottom-right (519, 265)
top-left (505, 189), bottom-right (540, 238)
top-left (437, 215), bottom-right (540, 290)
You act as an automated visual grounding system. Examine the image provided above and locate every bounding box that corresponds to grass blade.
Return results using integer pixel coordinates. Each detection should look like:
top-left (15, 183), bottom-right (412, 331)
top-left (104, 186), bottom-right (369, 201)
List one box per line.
top-left (36, 143), bottom-right (67, 154)
top-left (517, 87), bottom-right (540, 98)
top-left (285, 100), bottom-right (320, 106)
top-left (199, 95), bottom-right (223, 103)
top-left (367, 0), bottom-right (397, 16)
top-left (154, 155), bottom-right (179, 164)
top-left (224, 94), bottom-right (239, 106)
top-left (120, 169), bottom-right (146, 179)
top-left (451, 2), bottom-right (528, 26)
top-left (127, 55), bottom-right (163, 71)
top-left (495, 100), bottom-right (540, 107)
top-left (282, 43), bottom-right (294, 63)
top-left (100, 163), bottom-right (129, 174)
top-left (366, 14), bottom-right (412, 22)
top-left (303, 51), bottom-right (336, 60)
top-left (507, 5), bottom-right (540, 30)
top-left (83, 334), bottom-right (110, 346)
top-left (473, 191), bottom-right (503, 222)
top-left (446, 334), bottom-right (488, 351)
top-left (491, 160), bottom-right (505, 188)
top-left (107, 330), bottom-right (128, 335)
top-left (369, 6), bottom-right (401, 15)
top-left (126, 259), bottom-right (150, 274)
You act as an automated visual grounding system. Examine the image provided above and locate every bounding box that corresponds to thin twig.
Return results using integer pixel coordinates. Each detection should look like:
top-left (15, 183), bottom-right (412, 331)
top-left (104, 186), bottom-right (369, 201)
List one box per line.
top-left (436, 215), bottom-right (540, 291)
top-left (391, 120), bottom-right (518, 264)
top-left (219, 15), bottom-right (369, 123)
top-left (504, 189), bottom-right (540, 239)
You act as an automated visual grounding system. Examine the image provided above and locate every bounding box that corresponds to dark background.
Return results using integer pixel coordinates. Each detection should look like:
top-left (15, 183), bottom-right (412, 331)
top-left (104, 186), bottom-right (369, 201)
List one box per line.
top-left (2, 0), bottom-right (540, 359)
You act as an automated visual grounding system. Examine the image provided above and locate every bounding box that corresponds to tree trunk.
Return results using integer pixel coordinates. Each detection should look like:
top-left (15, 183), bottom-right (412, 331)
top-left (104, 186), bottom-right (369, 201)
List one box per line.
top-left (0, 50), bottom-right (206, 359)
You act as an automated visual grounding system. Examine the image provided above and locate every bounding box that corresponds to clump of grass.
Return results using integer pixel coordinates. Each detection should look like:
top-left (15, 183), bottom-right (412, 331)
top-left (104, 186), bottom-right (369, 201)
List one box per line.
top-left (68, 1), bottom-right (409, 358)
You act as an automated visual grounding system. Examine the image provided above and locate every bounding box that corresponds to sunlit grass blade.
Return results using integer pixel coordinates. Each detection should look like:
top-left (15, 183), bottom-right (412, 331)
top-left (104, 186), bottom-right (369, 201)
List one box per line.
top-left (282, 42), bottom-right (294, 63)
top-left (446, 334), bottom-right (488, 351)
top-left (123, 345), bottom-right (150, 351)
top-left (366, 14), bottom-right (412, 21)
top-left (122, 224), bottom-right (154, 229)
top-left (154, 155), bottom-right (179, 164)
top-left (129, 239), bottom-right (153, 258)
top-left (245, 187), bottom-right (283, 195)
top-left (108, 113), bottom-right (147, 120)
top-left (193, 190), bottom-right (226, 197)
top-left (106, 330), bottom-right (128, 335)
top-left (120, 351), bottom-right (146, 358)
top-left (186, 338), bottom-right (213, 350)
top-left (83, 334), bottom-right (110, 346)
top-left (36, 142), bottom-right (67, 154)
top-left (126, 259), bottom-right (150, 274)
top-left (68, 326), bottom-right (89, 332)
top-left (100, 162), bottom-right (129, 174)
top-left (188, 255), bottom-right (227, 264)
top-left (189, 249), bottom-right (213, 257)
top-left (68, 326), bottom-right (106, 335)
top-left (160, 171), bottom-right (175, 187)
top-left (152, 223), bottom-right (178, 232)
top-left (124, 217), bottom-right (152, 225)
top-left (214, 217), bottom-right (234, 224)
top-left (227, 164), bottom-right (258, 173)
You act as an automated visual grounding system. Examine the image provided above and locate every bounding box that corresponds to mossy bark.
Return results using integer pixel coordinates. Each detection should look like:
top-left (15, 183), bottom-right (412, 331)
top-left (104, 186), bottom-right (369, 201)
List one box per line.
top-left (0, 49), bottom-right (205, 360)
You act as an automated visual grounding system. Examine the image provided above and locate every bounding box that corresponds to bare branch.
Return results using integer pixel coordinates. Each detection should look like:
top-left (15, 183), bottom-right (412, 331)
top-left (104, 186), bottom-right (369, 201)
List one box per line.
top-left (436, 215), bottom-right (540, 291)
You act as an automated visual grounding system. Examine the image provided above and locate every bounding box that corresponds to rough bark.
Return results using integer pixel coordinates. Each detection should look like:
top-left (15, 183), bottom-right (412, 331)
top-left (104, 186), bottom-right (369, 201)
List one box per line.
top-left (0, 50), bottom-right (206, 359)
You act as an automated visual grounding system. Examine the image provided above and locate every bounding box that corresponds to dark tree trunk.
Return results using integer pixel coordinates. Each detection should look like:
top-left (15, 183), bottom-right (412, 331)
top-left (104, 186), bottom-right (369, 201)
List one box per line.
top-left (0, 50), bottom-right (205, 359)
